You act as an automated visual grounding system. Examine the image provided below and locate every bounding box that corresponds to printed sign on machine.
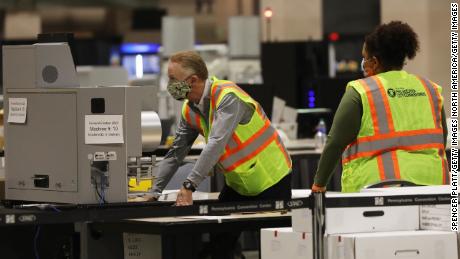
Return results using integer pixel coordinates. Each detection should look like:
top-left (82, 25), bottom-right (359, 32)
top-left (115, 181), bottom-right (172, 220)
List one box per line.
top-left (8, 98), bottom-right (27, 123)
top-left (85, 115), bottom-right (124, 144)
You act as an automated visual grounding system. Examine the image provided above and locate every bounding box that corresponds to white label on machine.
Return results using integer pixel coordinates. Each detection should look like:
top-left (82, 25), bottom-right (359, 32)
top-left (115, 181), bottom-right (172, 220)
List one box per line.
top-left (107, 151), bottom-right (117, 160)
top-left (8, 98), bottom-right (27, 123)
top-left (123, 233), bottom-right (161, 259)
top-left (93, 152), bottom-right (107, 161)
top-left (85, 115), bottom-right (124, 144)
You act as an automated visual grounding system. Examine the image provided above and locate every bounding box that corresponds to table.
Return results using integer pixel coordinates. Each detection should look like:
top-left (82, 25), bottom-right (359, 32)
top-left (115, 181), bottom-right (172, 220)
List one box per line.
top-left (82, 212), bottom-right (292, 259)
top-left (0, 187), bottom-right (452, 259)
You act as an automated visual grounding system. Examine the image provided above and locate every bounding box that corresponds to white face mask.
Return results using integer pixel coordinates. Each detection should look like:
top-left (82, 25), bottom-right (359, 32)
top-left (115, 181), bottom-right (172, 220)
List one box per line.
top-left (361, 58), bottom-right (373, 77)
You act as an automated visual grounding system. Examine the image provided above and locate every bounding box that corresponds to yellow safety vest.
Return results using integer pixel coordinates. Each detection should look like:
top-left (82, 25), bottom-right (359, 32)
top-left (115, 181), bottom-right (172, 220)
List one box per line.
top-left (342, 71), bottom-right (449, 192)
top-left (182, 77), bottom-right (292, 196)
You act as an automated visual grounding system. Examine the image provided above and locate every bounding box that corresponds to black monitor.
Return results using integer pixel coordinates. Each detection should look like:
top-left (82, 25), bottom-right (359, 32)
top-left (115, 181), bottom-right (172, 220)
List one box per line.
top-left (238, 83), bottom-right (274, 119)
top-left (261, 41), bottom-right (329, 108)
top-left (323, 0), bottom-right (380, 36)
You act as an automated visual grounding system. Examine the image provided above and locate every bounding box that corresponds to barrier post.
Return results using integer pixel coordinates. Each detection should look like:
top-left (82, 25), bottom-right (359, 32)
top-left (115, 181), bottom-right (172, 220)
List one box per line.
top-left (313, 192), bottom-right (325, 259)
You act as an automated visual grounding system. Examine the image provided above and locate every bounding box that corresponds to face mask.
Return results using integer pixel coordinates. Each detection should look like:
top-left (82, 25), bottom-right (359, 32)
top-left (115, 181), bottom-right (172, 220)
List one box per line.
top-left (167, 78), bottom-right (192, 101)
top-left (361, 58), bottom-right (365, 73)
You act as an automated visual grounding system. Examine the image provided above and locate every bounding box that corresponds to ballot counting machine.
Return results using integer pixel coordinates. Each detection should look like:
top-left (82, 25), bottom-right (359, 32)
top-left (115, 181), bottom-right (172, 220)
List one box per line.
top-left (2, 43), bottom-right (162, 204)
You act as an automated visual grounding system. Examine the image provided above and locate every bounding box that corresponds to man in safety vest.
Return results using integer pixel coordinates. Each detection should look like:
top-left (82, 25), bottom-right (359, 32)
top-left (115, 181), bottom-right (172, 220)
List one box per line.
top-left (149, 51), bottom-right (292, 258)
top-left (312, 21), bottom-right (449, 193)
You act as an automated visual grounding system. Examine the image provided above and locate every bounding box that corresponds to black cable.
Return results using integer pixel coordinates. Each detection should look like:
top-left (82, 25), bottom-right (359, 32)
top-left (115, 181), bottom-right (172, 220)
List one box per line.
top-left (92, 176), bottom-right (106, 204)
top-left (95, 183), bottom-right (103, 204)
top-left (48, 205), bottom-right (61, 213)
top-left (92, 177), bottom-right (103, 203)
top-left (99, 180), bottom-right (107, 204)
top-left (34, 225), bottom-right (41, 259)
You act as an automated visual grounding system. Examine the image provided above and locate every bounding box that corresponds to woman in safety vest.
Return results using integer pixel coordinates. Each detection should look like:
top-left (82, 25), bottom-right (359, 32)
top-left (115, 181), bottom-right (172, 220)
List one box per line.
top-left (312, 21), bottom-right (449, 193)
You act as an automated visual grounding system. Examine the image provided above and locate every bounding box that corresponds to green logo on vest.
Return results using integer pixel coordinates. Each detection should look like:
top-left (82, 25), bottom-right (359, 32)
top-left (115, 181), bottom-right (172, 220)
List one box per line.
top-left (387, 88), bottom-right (396, 97)
top-left (387, 87), bottom-right (426, 98)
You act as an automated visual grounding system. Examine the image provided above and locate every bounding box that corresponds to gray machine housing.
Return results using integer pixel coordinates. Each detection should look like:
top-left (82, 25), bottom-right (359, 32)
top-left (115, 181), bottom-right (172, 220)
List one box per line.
top-left (3, 43), bottom-right (152, 203)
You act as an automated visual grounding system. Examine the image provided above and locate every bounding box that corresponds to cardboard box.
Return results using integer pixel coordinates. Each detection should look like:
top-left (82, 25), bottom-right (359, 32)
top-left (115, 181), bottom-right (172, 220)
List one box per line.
top-left (291, 208), bottom-right (313, 233)
top-left (290, 189), bottom-right (312, 233)
top-left (324, 191), bottom-right (426, 234)
top-left (326, 230), bottom-right (458, 259)
top-left (261, 227), bottom-right (313, 259)
top-left (292, 190), bottom-right (420, 234)
top-left (361, 186), bottom-right (451, 231)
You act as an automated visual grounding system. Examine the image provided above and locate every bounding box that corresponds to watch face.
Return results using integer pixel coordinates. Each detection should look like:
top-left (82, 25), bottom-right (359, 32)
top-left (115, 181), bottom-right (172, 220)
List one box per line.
top-left (183, 181), bottom-right (194, 191)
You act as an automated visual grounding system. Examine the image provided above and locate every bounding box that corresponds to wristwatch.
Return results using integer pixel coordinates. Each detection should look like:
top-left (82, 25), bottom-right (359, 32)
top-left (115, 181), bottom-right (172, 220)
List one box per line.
top-left (182, 180), bottom-right (196, 192)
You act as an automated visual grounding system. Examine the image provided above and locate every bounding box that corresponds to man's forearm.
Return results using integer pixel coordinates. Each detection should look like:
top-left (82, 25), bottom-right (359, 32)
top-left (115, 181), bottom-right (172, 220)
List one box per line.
top-left (151, 117), bottom-right (197, 195)
top-left (152, 157), bottom-right (181, 195)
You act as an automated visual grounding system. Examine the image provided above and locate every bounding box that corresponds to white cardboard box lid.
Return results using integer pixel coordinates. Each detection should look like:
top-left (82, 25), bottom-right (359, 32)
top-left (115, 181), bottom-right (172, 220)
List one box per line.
top-left (339, 230), bottom-right (455, 238)
top-left (292, 189), bottom-right (311, 198)
top-left (360, 185), bottom-right (450, 195)
top-left (290, 186), bottom-right (449, 199)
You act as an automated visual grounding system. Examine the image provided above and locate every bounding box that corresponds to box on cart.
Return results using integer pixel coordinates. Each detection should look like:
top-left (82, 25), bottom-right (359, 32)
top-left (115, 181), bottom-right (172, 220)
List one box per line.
top-left (326, 230), bottom-right (458, 259)
top-left (261, 227), bottom-right (313, 259)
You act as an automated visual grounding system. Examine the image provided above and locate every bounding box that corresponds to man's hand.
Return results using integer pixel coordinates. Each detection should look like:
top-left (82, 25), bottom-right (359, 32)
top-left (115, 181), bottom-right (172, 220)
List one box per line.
top-left (144, 193), bottom-right (159, 202)
top-left (175, 187), bottom-right (193, 206)
top-left (312, 183), bottom-right (327, 193)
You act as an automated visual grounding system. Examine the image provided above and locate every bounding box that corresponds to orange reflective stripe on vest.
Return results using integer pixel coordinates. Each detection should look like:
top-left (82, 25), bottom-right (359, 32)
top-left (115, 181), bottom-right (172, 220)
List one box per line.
top-left (212, 84), bottom-right (238, 108)
top-left (416, 76), bottom-right (448, 183)
top-left (360, 77), bottom-right (394, 134)
top-left (184, 77), bottom-right (292, 195)
top-left (211, 83), bottom-right (264, 123)
top-left (342, 72), bottom-right (449, 191)
top-left (226, 133), bottom-right (241, 150)
top-left (345, 75), bottom-right (448, 183)
top-left (184, 104), bottom-right (204, 135)
top-left (275, 134), bottom-right (293, 168)
top-left (439, 148), bottom-right (448, 184)
top-left (376, 152), bottom-right (398, 180)
top-left (343, 129), bottom-right (446, 181)
top-left (208, 81), bottom-right (287, 173)
top-left (358, 76), bottom-right (399, 180)
top-left (417, 76), bottom-right (443, 129)
top-left (343, 130), bottom-right (444, 161)
top-left (219, 120), bottom-right (273, 170)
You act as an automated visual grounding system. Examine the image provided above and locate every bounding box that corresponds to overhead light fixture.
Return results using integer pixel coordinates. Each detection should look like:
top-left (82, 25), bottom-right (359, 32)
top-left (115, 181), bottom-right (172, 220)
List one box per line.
top-left (263, 7), bottom-right (273, 19)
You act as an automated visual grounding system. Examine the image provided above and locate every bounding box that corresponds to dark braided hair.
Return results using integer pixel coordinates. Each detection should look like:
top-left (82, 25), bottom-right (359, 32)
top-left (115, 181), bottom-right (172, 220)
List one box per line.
top-left (365, 21), bottom-right (420, 70)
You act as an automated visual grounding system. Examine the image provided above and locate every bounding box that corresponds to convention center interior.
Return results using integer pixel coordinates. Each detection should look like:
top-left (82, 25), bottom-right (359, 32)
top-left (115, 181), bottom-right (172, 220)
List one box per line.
top-left (0, 0), bottom-right (457, 259)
